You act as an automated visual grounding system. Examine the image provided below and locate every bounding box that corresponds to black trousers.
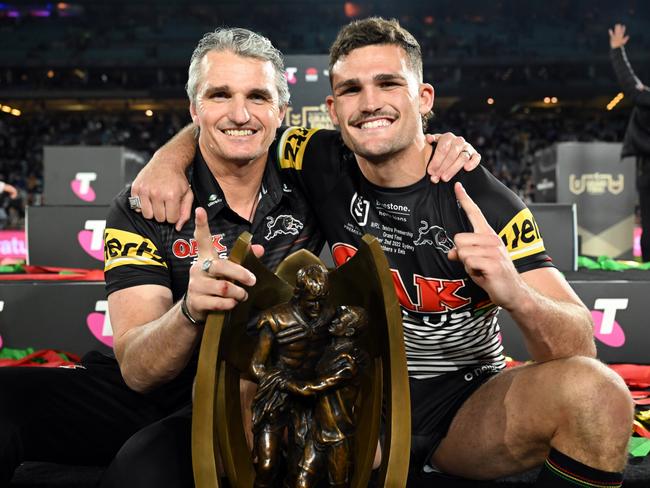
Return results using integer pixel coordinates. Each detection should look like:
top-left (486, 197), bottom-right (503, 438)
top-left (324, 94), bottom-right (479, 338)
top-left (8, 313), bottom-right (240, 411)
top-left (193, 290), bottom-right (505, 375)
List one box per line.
top-left (639, 155), bottom-right (650, 262)
top-left (0, 351), bottom-right (194, 488)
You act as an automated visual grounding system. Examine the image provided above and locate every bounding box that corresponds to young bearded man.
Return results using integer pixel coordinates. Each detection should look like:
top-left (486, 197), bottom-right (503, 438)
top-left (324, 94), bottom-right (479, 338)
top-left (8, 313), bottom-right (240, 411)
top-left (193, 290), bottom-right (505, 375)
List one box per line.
top-left (130, 18), bottom-right (633, 488)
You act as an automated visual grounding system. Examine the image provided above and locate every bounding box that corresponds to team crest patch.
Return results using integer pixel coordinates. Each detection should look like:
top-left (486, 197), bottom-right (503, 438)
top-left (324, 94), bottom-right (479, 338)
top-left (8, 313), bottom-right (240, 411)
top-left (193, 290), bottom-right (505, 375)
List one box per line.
top-left (413, 221), bottom-right (454, 253)
top-left (265, 215), bottom-right (304, 241)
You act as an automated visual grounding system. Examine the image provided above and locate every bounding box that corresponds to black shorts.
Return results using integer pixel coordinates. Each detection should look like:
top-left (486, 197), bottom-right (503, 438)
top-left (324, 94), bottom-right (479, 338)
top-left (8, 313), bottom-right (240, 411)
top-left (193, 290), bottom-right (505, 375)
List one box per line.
top-left (409, 364), bottom-right (501, 473)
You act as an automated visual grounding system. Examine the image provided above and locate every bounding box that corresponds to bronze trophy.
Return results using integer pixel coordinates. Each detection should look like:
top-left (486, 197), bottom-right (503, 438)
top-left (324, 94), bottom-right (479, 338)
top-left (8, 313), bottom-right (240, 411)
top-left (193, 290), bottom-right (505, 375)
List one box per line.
top-left (191, 233), bottom-right (410, 487)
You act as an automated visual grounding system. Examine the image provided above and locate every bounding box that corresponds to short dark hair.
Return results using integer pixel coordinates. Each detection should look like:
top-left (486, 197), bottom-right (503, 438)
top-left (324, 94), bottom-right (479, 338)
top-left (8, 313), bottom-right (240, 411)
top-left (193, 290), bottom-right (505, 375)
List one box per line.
top-left (329, 17), bottom-right (423, 82)
top-left (329, 17), bottom-right (432, 128)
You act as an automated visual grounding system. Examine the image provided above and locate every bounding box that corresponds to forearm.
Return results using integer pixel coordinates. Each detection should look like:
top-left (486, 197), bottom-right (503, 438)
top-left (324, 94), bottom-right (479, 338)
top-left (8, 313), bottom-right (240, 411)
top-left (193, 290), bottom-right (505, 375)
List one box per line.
top-left (507, 286), bottom-right (596, 362)
top-left (153, 123), bottom-right (197, 169)
top-left (116, 301), bottom-right (202, 393)
top-left (611, 48), bottom-right (643, 95)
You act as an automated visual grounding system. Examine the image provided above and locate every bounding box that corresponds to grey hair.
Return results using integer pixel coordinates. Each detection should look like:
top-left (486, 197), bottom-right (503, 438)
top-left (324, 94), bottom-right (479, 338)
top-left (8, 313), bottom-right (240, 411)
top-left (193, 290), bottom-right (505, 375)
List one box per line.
top-left (186, 27), bottom-right (290, 107)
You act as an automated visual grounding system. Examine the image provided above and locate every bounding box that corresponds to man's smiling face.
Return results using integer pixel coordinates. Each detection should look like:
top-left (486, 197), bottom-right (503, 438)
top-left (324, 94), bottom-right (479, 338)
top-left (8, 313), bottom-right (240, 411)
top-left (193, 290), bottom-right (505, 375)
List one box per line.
top-left (326, 44), bottom-right (433, 163)
top-left (190, 50), bottom-right (286, 167)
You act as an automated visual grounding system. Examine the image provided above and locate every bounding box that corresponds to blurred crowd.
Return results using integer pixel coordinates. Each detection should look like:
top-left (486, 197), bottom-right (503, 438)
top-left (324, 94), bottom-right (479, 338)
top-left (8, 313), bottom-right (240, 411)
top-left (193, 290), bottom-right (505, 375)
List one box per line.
top-left (0, 0), bottom-right (643, 229)
top-left (0, 108), bottom-right (629, 230)
top-left (1, 1), bottom-right (648, 91)
top-left (0, 112), bottom-right (187, 229)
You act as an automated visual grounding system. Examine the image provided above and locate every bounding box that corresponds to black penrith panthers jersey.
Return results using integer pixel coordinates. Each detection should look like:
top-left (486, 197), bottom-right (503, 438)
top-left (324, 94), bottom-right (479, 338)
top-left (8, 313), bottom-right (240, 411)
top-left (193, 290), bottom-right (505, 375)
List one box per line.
top-left (104, 151), bottom-right (324, 300)
top-left (275, 127), bottom-right (553, 379)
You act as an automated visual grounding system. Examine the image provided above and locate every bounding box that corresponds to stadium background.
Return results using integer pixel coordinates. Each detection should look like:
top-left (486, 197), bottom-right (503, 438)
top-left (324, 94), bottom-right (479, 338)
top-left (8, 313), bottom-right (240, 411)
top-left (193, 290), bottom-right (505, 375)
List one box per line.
top-left (1, 0), bottom-right (648, 230)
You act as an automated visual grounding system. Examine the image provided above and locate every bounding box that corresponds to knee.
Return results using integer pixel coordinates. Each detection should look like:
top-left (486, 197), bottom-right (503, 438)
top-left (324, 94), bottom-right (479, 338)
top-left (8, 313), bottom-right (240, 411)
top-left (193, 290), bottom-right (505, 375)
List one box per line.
top-left (100, 415), bottom-right (192, 488)
top-left (555, 357), bottom-right (633, 434)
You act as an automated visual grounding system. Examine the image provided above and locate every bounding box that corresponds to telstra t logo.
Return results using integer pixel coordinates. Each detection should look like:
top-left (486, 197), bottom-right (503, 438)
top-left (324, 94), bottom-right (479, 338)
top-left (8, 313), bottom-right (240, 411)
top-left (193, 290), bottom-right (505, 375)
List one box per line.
top-left (78, 220), bottom-right (106, 261)
top-left (285, 67), bottom-right (298, 85)
top-left (70, 172), bottom-right (97, 202)
top-left (87, 300), bottom-right (113, 347)
top-left (591, 298), bottom-right (627, 347)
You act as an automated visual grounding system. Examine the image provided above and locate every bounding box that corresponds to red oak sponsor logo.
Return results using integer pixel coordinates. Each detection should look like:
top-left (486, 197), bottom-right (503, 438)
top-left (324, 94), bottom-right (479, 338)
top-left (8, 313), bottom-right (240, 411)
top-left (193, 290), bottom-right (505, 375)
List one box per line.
top-left (172, 234), bottom-right (227, 259)
top-left (332, 242), bottom-right (471, 313)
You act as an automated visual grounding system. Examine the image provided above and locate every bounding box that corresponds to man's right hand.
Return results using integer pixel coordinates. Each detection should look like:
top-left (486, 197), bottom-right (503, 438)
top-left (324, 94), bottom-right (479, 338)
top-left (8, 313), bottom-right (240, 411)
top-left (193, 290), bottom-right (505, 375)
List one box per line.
top-left (131, 124), bottom-right (197, 231)
top-left (609, 24), bottom-right (629, 49)
top-left (183, 207), bottom-right (263, 322)
top-left (131, 155), bottom-right (193, 231)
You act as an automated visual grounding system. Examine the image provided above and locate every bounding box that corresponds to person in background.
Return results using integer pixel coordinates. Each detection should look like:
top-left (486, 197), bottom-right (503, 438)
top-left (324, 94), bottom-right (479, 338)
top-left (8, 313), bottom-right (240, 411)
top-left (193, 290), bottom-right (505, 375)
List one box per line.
top-left (0, 181), bottom-right (18, 200)
top-left (610, 23), bottom-right (650, 262)
top-left (0, 180), bottom-right (18, 229)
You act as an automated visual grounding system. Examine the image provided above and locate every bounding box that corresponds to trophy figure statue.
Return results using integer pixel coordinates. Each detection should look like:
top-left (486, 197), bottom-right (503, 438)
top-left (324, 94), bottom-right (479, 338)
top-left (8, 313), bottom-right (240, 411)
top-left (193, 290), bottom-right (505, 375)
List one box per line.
top-left (191, 233), bottom-right (409, 488)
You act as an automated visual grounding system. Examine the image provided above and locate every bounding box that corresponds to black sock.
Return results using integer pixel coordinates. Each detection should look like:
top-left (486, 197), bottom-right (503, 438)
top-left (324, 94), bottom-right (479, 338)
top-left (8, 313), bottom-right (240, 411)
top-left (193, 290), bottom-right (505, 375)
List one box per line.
top-left (535, 447), bottom-right (623, 487)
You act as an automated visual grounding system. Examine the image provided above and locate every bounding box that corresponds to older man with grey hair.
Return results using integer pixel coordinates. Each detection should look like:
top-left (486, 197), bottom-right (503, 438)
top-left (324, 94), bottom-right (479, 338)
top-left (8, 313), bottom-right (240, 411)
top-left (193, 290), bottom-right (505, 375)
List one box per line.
top-left (0, 27), bottom-right (325, 488)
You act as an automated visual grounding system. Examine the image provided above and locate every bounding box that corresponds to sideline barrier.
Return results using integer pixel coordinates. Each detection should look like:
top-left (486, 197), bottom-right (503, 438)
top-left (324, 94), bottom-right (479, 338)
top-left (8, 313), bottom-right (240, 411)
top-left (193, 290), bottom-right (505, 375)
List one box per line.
top-left (499, 273), bottom-right (650, 363)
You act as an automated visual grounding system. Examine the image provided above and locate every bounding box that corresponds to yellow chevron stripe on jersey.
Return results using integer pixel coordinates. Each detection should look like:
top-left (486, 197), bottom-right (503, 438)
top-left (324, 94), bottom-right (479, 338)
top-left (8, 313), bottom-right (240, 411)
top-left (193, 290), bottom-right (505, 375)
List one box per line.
top-left (277, 126), bottom-right (321, 170)
top-left (104, 228), bottom-right (167, 271)
top-left (498, 208), bottom-right (546, 261)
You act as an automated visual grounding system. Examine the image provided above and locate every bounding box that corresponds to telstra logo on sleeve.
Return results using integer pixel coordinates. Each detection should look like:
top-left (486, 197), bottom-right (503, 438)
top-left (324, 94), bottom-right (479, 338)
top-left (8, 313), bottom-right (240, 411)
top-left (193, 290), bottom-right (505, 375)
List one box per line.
top-left (71, 172), bottom-right (98, 202)
top-left (78, 220), bottom-right (106, 261)
top-left (87, 300), bottom-right (113, 347)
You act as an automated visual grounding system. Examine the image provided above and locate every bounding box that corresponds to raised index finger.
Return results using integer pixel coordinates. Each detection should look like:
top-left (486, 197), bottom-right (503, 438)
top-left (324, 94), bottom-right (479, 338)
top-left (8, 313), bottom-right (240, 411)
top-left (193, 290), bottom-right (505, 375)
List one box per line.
top-left (454, 182), bottom-right (494, 234)
top-left (193, 207), bottom-right (214, 260)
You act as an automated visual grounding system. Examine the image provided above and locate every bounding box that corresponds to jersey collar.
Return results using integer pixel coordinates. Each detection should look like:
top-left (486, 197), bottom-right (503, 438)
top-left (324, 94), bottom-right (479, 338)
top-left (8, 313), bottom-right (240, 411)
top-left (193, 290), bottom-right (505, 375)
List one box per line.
top-left (190, 150), bottom-right (287, 225)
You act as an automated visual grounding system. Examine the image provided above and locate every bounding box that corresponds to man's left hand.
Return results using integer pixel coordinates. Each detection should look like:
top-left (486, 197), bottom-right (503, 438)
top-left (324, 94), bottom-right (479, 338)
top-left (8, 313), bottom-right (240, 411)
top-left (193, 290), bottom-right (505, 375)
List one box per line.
top-left (426, 133), bottom-right (481, 183)
top-left (448, 182), bottom-right (526, 310)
